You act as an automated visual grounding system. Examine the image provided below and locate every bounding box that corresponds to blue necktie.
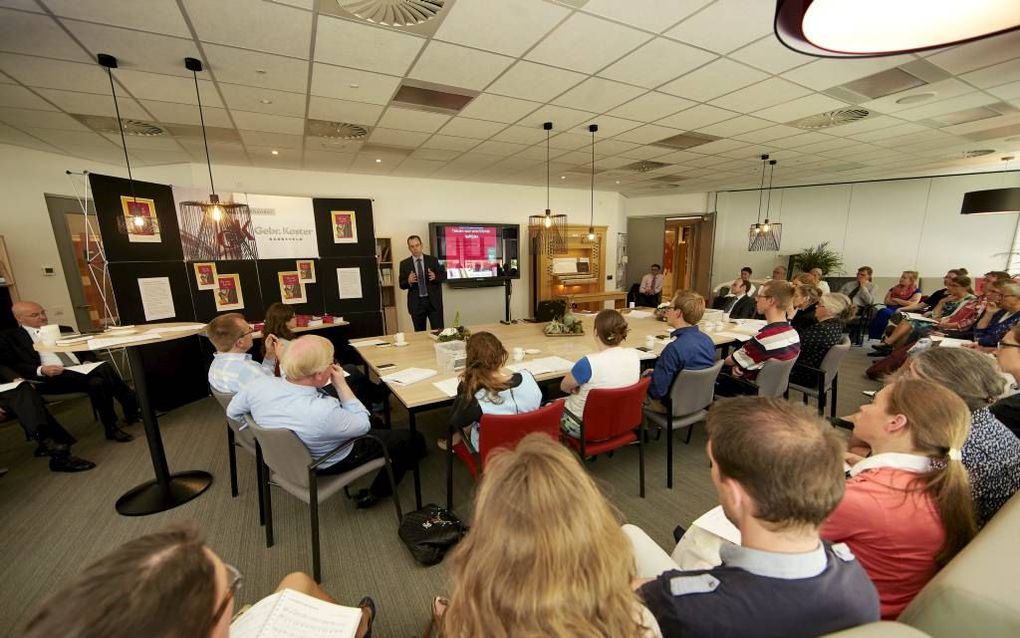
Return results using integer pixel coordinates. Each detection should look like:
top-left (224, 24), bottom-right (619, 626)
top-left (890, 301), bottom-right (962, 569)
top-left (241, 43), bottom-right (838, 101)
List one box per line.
top-left (416, 258), bottom-right (428, 297)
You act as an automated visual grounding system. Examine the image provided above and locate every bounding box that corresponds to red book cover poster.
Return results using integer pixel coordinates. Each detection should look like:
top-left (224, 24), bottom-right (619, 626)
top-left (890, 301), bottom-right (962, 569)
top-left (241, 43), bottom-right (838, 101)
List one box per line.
top-left (121, 196), bottom-right (161, 243)
top-left (194, 262), bottom-right (217, 290)
top-left (278, 271), bottom-right (306, 304)
top-left (296, 259), bottom-right (316, 283)
top-left (215, 273), bottom-right (244, 311)
top-left (331, 210), bottom-right (358, 244)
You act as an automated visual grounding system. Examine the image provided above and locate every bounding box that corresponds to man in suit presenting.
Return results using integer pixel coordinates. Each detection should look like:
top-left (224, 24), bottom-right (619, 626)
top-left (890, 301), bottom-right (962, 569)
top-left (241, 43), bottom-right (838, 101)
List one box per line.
top-left (398, 235), bottom-right (446, 331)
top-left (0, 301), bottom-right (137, 442)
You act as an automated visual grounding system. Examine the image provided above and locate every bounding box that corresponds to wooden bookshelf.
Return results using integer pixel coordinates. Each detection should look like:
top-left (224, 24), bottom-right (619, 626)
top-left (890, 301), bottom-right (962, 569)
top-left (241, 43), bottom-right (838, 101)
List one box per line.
top-left (530, 225), bottom-right (608, 314)
top-left (376, 237), bottom-right (397, 334)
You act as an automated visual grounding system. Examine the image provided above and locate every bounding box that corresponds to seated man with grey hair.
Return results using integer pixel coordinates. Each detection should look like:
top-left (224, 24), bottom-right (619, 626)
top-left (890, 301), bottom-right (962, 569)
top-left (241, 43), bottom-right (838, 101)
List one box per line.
top-left (228, 335), bottom-right (425, 509)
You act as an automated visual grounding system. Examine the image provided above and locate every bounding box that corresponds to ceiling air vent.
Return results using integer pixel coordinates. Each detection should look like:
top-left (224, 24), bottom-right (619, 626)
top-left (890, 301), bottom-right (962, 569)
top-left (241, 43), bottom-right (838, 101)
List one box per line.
top-left (651, 174), bottom-right (689, 183)
top-left (335, 0), bottom-right (445, 26)
top-left (963, 149), bottom-right (996, 158)
top-left (789, 108), bottom-right (870, 130)
top-left (623, 160), bottom-right (670, 173)
top-left (76, 115), bottom-right (165, 136)
top-left (653, 131), bottom-right (720, 150)
top-left (823, 59), bottom-right (951, 104)
top-left (392, 80), bottom-right (478, 115)
top-left (306, 119), bottom-right (370, 140)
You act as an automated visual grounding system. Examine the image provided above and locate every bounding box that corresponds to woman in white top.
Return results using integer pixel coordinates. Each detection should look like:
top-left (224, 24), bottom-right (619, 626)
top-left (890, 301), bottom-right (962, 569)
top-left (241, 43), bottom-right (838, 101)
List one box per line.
top-left (810, 268), bottom-right (831, 294)
top-left (560, 309), bottom-right (641, 438)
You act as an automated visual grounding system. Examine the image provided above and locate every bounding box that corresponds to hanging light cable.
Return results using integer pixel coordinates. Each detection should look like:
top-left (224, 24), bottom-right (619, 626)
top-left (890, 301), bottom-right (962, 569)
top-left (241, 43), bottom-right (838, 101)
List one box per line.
top-left (529, 122), bottom-right (567, 253)
top-left (97, 54), bottom-right (145, 230)
top-left (587, 123), bottom-right (597, 242)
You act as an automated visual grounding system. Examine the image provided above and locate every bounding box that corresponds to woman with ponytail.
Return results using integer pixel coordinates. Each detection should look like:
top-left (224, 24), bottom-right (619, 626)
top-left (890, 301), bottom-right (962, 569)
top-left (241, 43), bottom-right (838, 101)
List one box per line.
top-left (822, 378), bottom-right (977, 618)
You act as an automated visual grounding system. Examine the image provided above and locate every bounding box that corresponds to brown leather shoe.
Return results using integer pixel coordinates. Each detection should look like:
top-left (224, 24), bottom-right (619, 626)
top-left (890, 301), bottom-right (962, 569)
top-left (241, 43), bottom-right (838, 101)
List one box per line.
top-left (105, 427), bottom-right (133, 443)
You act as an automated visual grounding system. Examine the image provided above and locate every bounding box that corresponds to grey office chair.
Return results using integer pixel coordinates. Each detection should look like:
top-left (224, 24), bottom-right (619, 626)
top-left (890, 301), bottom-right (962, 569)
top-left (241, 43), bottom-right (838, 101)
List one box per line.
top-left (788, 336), bottom-right (851, 417)
top-left (210, 387), bottom-right (265, 525)
top-left (754, 356), bottom-right (799, 398)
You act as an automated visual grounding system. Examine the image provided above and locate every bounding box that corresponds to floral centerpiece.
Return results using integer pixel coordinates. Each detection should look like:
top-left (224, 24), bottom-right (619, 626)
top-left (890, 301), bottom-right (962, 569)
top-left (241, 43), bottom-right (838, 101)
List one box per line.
top-left (436, 312), bottom-right (471, 342)
top-left (543, 311), bottom-right (584, 336)
top-left (654, 302), bottom-right (671, 321)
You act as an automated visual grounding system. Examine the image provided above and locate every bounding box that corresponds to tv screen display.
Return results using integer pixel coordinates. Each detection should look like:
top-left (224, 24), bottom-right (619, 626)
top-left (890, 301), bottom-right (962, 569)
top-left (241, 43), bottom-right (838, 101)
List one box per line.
top-left (429, 223), bottom-right (520, 282)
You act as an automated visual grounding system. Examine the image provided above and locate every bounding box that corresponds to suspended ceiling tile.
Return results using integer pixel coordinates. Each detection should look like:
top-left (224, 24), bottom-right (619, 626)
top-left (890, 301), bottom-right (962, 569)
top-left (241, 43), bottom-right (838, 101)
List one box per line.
top-left (457, 93), bottom-right (541, 124)
top-left (366, 127), bottom-right (431, 148)
top-left (751, 93), bottom-right (849, 124)
top-left (988, 81), bottom-right (1020, 101)
top-left (926, 30), bottom-right (1020, 75)
top-left (218, 83), bottom-right (307, 117)
top-left (490, 125), bottom-right (548, 145)
top-left (486, 61), bottom-right (587, 103)
top-left (613, 123), bottom-right (682, 145)
top-left (201, 44), bottom-right (310, 93)
top-left (100, 132), bottom-right (183, 151)
top-left (525, 12), bottom-right (650, 75)
top-left (696, 115), bottom-right (772, 137)
top-left (729, 35), bottom-right (815, 74)
top-left (780, 55), bottom-right (912, 92)
top-left (32, 88), bottom-right (149, 119)
top-left (376, 106), bottom-right (450, 133)
top-left (304, 136), bottom-right (362, 154)
top-left (732, 124), bottom-right (803, 144)
top-left (579, 115), bottom-right (642, 138)
top-left (656, 103), bottom-right (737, 130)
top-left (309, 63), bottom-right (400, 105)
top-left (420, 133), bottom-right (479, 151)
top-left (141, 100), bottom-right (233, 127)
top-left (665, 0), bottom-right (772, 54)
top-left (609, 91), bottom-right (694, 122)
top-left (960, 58), bottom-right (1020, 90)
top-left (553, 77), bottom-right (645, 114)
top-left (471, 139), bottom-right (529, 157)
top-left (408, 147), bottom-right (460, 162)
top-left (46, 0), bottom-right (192, 38)
top-left (581, 0), bottom-right (712, 33)
top-left (710, 78), bottom-right (812, 114)
top-left (237, 130), bottom-right (303, 150)
top-left (306, 96), bottom-right (383, 127)
top-left (517, 104), bottom-right (596, 132)
top-left (0, 106), bottom-right (91, 130)
top-left (65, 22), bottom-right (200, 77)
top-left (659, 58), bottom-right (768, 102)
top-left (0, 84), bottom-right (58, 110)
top-left (599, 37), bottom-right (716, 90)
top-left (0, 8), bottom-right (91, 62)
top-left (408, 40), bottom-right (514, 91)
top-left (547, 131), bottom-right (590, 150)
top-left (114, 70), bottom-right (223, 108)
top-left (314, 15), bottom-right (425, 76)
top-left (894, 92), bottom-right (998, 121)
top-left (230, 110), bottom-right (304, 134)
top-left (183, 0), bottom-right (312, 58)
top-left (433, 0), bottom-right (568, 57)
top-left (302, 149), bottom-right (355, 169)
top-left (0, 54), bottom-right (109, 94)
top-left (20, 127), bottom-right (114, 148)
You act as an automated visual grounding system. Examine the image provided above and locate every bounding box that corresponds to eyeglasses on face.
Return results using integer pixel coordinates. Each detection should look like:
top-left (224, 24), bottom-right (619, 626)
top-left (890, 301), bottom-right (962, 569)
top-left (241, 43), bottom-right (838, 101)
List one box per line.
top-left (211, 563), bottom-right (243, 624)
top-left (997, 341), bottom-right (1020, 349)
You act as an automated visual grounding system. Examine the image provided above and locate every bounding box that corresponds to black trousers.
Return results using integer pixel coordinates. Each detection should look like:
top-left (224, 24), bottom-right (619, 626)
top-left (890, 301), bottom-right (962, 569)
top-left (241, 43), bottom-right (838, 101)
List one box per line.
top-left (317, 428), bottom-right (426, 497)
top-left (714, 371), bottom-right (761, 397)
top-left (0, 385), bottom-right (75, 444)
top-left (410, 297), bottom-right (444, 332)
top-left (37, 364), bottom-right (138, 428)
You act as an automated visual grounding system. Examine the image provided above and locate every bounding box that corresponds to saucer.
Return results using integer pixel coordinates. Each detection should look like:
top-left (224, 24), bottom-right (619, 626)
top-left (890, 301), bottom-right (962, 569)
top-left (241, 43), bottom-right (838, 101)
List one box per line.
top-left (393, 342), bottom-right (409, 347)
top-left (524, 348), bottom-right (541, 355)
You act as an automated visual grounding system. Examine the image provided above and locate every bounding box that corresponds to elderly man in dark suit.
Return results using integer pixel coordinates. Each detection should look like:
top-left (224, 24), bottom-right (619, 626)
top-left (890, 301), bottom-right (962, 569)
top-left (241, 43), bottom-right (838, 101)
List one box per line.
top-left (398, 234), bottom-right (447, 331)
top-left (0, 301), bottom-right (136, 442)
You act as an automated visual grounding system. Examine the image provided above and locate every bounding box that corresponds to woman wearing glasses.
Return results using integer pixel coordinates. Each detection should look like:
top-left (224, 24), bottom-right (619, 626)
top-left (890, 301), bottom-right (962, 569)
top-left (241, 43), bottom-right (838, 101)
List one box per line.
top-left (22, 522), bottom-right (377, 638)
top-left (990, 323), bottom-right (1020, 439)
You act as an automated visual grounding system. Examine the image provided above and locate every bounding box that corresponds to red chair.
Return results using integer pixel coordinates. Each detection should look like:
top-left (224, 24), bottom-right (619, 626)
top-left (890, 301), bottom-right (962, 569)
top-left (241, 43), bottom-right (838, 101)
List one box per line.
top-left (564, 377), bottom-right (651, 497)
top-left (445, 400), bottom-right (565, 508)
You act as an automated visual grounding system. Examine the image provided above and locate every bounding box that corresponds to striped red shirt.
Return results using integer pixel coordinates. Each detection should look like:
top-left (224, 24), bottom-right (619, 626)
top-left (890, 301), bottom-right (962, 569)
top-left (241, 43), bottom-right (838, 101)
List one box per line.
top-left (732, 321), bottom-right (801, 381)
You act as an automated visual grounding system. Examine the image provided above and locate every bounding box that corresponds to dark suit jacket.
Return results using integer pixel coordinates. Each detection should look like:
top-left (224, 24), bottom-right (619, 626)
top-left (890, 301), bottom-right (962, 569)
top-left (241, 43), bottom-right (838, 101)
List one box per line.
top-left (398, 254), bottom-right (446, 314)
top-left (714, 294), bottom-right (756, 320)
top-left (0, 325), bottom-right (95, 380)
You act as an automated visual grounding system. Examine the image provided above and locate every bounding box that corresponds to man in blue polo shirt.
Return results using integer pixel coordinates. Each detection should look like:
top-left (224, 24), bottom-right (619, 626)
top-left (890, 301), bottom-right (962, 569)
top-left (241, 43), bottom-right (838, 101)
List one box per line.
top-left (643, 290), bottom-right (716, 413)
top-left (629, 397), bottom-right (879, 637)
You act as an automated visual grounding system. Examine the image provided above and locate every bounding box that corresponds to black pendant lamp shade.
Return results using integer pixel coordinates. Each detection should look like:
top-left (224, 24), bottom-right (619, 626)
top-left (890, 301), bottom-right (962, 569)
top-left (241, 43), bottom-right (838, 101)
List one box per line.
top-left (960, 188), bottom-right (1020, 215)
top-left (177, 57), bottom-right (258, 260)
top-left (748, 156), bottom-right (783, 252)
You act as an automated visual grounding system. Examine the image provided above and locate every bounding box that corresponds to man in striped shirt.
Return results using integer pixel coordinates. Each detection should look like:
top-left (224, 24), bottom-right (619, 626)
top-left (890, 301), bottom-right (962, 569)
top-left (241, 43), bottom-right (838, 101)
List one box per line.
top-left (716, 279), bottom-right (801, 396)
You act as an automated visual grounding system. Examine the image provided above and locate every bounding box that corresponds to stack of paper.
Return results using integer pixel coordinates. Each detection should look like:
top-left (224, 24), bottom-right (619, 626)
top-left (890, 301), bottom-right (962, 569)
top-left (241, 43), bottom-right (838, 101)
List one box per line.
top-left (901, 312), bottom-right (937, 323)
top-left (934, 337), bottom-right (971, 348)
top-left (733, 319), bottom-right (766, 330)
top-left (230, 588), bottom-right (361, 638)
top-left (158, 323), bottom-right (206, 333)
top-left (55, 335), bottom-right (92, 346)
top-left (432, 377), bottom-right (460, 397)
top-left (381, 367), bottom-right (437, 385)
top-left (350, 339), bottom-right (387, 348)
top-left (87, 333), bottom-right (161, 349)
top-left (507, 356), bottom-right (574, 376)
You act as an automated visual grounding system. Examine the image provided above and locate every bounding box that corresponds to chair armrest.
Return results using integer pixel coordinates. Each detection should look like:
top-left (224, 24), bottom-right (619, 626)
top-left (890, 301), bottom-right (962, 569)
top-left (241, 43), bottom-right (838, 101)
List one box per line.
top-left (791, 363), bottom-right (824, 386)
top-left (308, 433), bottom-right (396, 471)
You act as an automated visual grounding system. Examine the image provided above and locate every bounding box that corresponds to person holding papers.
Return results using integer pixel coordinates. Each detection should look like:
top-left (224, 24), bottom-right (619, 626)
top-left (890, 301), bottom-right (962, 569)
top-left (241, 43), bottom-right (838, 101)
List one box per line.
top-left (870, 274), bottom-right (976, 356)
top-left (0, 301), bottom-right (137, 442)
top-left (442, 332), bottom-right (541, 452)
top-left (206, 313), bottom-right (277, 394)
top-left (22, 521), bottom-right (378, 638)
top-left (560, 309), bottom-right (640, 437)
top-left (228, 335), bottom-right (423, 510)
top-left (642, 291), bottom-right (715, 415)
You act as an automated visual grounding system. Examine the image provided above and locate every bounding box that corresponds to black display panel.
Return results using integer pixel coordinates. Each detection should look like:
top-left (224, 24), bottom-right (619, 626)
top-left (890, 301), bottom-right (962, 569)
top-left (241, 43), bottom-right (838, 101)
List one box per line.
top-left (186, 260), bottom-right (265, 323)
top-left (89, 173), bottom-right (184, 262)
top-left (313, 198), bottom-right (376, 258)
top-left (107, 261), bottom-right (195, 325)
top-left (428, 222), bottom-right (520, 283)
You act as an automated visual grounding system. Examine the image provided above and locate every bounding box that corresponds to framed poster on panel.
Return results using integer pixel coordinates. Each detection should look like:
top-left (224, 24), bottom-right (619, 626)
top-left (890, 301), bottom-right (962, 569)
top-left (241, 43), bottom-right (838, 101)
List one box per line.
top-left (258, 259), bottom-right (323, 316)
top-left (186, 260), bottom-right (263, 323)
top-left (313, 198), bottom-right (375, 258)
top-left (89, 173), bottom-right (184, 262)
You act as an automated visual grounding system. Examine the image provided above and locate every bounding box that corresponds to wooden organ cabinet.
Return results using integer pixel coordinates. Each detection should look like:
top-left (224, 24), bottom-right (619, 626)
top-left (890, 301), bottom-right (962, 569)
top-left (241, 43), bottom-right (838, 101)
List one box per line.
top-left (530, 224), bottom-right (624, 314)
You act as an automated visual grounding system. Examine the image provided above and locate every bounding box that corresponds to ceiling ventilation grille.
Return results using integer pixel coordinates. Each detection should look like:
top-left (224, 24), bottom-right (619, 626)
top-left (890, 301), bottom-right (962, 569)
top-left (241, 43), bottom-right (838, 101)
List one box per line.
top-left (789, 108), bottom-right (871, 130)
top-left (623, 160), bottom-right (669, 173)
top-left (392, 81), bottom-right (477, 115)
top-left (306, 119), bottom-right (370, 140)
top-left (653, 131), bottom-right (720, 150)
top-left (335, 0), bottom-right (445, 26)
top-left (77, 115), bottom-right (165, 136)
top-left (963, 149), bottom-right (996, 158)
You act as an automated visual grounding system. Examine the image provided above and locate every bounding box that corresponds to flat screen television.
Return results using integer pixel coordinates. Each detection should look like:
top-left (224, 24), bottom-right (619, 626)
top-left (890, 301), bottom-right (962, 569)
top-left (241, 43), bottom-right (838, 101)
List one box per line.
top-left (428, 223), bottom-right (520, 284)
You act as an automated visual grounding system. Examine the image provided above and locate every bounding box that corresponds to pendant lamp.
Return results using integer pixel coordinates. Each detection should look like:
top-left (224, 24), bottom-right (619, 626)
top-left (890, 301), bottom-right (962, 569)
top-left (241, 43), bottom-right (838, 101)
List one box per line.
top-left (586, 123), bottom-right (597, 242)
top-left (529, 122), bottom-right (567, 254)
top-left (177, 57), bottom-right (258, 260)
top-left (961, 156), bottom-right (1020, 215)
top-left (748, 156), bottom-right (783, 252)
top-left (774, 0), bottom-right (1020, 58)
top-left (97, 53), bottom-right (152, 236)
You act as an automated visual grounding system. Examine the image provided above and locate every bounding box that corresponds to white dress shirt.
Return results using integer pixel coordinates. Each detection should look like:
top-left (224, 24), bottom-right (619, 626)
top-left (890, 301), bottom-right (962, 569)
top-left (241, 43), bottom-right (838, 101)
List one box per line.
top-left (640, 273), bottom-right (663, 294)
top-left (24, 325), bottom-right (78, 374)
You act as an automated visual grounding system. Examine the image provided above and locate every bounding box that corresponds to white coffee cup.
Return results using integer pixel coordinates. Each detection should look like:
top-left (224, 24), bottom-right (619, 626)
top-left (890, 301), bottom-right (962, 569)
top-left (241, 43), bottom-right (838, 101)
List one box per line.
top-left (394, 332), bottom-right (406, 344)
top-left (628, 301), bottom-right (636, 309)
top-left (512, 347), bottom-right (525, 361)
top-left (39, 324), bottom-right (61, 345)
top-left (645, 335), bottom-right (656, 349)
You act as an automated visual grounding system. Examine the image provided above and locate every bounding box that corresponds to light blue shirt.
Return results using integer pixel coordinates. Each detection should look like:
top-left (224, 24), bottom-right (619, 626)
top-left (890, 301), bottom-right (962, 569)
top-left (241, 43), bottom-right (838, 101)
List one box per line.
top-left (208, 352), bottom-right (275, 394)
top-left (227, 375), bottom-right (371, 468)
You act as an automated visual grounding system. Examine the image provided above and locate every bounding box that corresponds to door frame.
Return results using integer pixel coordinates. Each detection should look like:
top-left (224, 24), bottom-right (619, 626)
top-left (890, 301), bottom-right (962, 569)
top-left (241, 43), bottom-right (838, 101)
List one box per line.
top-left (44, 193), bottom-right (105, 330)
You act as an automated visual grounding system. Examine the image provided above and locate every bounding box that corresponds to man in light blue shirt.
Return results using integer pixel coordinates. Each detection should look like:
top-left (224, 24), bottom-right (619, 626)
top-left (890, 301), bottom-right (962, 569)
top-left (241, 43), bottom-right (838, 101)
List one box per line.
top-left (207, 313), bottom-right (279, 394)
top-left (227, 335), bottom-right (424, 509)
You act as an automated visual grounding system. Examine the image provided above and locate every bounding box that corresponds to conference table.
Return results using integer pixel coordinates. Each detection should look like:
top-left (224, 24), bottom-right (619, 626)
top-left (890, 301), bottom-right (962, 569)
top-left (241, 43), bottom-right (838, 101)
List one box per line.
top-left (35, 321), bottom-right (211, 516)
top-left (352, 310), bottom-right (761, 509)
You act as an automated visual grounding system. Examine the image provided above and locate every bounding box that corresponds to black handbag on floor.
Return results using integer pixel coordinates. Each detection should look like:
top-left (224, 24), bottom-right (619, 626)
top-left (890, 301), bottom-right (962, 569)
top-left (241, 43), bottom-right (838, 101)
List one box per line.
top-left (399, 504), bottom-right (466, 566)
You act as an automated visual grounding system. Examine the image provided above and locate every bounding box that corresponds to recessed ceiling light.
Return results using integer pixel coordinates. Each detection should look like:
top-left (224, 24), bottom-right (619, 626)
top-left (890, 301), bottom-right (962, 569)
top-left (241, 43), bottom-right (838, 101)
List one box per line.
top-left (349, 83), bottom-right (360, 89)
top-left (895, 92), bottom-right (937, 105)
top-left (255, 69), bottom-right (267, 75)
top-left (964, 149), bottom-right (996, 158)
top-left (375, 158), bottom-right (382, 163)
top-left (615, 180), bottom-right (621, 184)
top-left (560, 175), bottom-right (566, 179)
top-left (271, 150), bottom-right (279, 155)
top-left (259, 98), bottom-right (273, 105)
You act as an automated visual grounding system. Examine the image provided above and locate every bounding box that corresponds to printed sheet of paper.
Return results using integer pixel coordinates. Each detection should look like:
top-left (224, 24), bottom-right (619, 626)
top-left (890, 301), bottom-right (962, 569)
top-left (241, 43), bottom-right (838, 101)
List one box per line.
top-left (137, 277), bottom-right (175, 321)
top-left (433, 377), bottom-right (460, 397)
top-left (0, 379), bottom-right (24, 393)
top-left (230, 588), bottom-right (360, 638)
top-left (381, 367), bottom-right (437, 385)
top-left (336, 267), bottom-right (363, 300)
top-left (64, 361), bottom-right (105, 375)
top-left (691, 505), bottom-right (741, 545)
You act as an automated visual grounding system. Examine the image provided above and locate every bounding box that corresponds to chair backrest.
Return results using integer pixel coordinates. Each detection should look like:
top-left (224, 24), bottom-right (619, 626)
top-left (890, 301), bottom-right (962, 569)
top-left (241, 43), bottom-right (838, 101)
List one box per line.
top-left (669, 360), bottom-right (724, 417)
top-left (243, 414), bottom-right (313, 489)
top-left (581, 377), bottom-right (651, 441)
top-left (478, 400), bottom-right (565, 469)
top-left (818, 336), bottom-right (851, 388)
top-left (755, 357), bottom-right (798, 397)
top-left (210, 387), bottom-right (257, 449)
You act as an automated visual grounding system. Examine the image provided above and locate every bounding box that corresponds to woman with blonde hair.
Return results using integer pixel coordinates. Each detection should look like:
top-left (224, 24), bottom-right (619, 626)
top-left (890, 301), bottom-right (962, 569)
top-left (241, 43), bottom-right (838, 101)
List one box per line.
top-left (433, 433), bottom-right (661, 637)
top-left (790, 282), bottom-right (822, 331)
top-left (871, 274), bottom-right (977, 354)
top-left (823, 378), bottom-right (976, 618)
top-left (442, 331), bottom-right (542, 451)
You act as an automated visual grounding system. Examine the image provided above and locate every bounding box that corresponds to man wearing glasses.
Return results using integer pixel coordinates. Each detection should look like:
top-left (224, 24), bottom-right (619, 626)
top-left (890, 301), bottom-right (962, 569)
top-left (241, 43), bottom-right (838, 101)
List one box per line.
top-left (207, 313), bottom-right (279, 394)
top-left (642, 290), bottom-right (716, 414)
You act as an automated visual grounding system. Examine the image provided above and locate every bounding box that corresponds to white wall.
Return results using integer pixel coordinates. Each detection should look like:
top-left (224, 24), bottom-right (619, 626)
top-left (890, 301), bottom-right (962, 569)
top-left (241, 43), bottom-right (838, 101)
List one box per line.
top-left (625, 191), bottom-right (709, 217)
top-left (0, 144), bottom-right (625, 333)
top-left (712, 173), bottom-right (1020, 286)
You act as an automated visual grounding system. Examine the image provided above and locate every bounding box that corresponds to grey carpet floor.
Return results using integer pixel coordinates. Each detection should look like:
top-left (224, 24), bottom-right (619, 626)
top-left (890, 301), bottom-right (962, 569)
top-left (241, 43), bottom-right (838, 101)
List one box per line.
top-left (0, 347), bottom-right (880, 637)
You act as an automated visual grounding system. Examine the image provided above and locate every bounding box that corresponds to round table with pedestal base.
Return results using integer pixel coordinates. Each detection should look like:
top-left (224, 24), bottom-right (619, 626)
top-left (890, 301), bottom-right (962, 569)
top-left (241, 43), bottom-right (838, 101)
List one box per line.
top-left (35, 322), bottom-right (211, 516)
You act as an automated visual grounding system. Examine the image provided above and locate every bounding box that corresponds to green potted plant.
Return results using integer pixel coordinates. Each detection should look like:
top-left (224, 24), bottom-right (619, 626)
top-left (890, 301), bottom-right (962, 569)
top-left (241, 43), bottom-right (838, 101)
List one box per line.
top-left (791, 241), bottom-right (844, 276)
top-left (436, 311), bottom-right (471, 342)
